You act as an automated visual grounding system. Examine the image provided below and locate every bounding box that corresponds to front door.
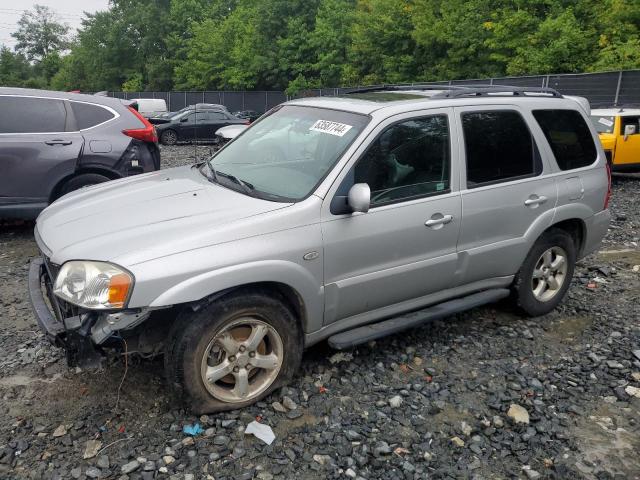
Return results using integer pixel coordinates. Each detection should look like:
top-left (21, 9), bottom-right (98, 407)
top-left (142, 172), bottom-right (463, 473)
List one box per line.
top-left (615, 115), bottom-right (640, 168)
top-left (321, 110), bottom-right (461, 324)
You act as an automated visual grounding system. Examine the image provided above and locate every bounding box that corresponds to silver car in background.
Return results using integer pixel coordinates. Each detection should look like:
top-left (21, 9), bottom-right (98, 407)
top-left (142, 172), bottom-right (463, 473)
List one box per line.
top-left (29, 86), bottom-right (611, 413)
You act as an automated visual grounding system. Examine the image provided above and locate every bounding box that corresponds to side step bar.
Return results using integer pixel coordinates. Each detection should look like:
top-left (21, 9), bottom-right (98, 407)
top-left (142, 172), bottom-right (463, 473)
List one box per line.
top-left (327, 288), bottom-right (510, 350)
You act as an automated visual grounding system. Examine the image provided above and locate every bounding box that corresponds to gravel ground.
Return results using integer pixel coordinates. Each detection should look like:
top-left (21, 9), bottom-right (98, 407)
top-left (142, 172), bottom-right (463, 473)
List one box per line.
top-left (1, 146), bottom-right (639, 480)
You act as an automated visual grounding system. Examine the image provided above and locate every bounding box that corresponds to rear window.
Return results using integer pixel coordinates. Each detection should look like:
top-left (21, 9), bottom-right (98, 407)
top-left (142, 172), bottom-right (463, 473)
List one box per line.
top-left (533, 109), bottom-right (597, 170)
top-left (462, 110), bottom-right (542, 187)
top-left (0, 95), bottom-right (67, 133)
top-left (70, 101), bottom-right (115, 130)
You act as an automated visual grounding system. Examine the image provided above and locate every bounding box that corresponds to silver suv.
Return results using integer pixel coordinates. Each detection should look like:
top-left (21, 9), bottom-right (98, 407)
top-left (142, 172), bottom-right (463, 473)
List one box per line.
top-left (29, 86), bottom-right (611, 413)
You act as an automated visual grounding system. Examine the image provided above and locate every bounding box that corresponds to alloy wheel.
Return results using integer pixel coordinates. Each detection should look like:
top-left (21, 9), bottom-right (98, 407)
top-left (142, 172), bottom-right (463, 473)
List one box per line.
top-left (200, 317), bottom-right (283, 403)
top-left (531, 246), bottom-right (568, 302)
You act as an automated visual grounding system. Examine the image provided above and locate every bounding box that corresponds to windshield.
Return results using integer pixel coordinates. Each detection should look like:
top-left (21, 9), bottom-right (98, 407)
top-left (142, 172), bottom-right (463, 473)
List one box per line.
top-left (591, 115), bottom-right (615, 134)
top-left (204, 105), bottom-right (369, 201)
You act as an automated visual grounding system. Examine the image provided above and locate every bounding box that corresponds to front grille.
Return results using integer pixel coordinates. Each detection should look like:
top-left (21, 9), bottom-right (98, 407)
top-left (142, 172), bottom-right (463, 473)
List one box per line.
top-left (40, 253), bottom-right (79, 321)
top-left (42, 255), bottom-right (60, 281)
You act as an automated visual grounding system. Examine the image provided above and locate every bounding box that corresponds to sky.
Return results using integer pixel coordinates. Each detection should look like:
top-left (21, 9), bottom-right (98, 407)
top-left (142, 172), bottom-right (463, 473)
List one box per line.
top-left (0, 0), bottom-right (110, 48)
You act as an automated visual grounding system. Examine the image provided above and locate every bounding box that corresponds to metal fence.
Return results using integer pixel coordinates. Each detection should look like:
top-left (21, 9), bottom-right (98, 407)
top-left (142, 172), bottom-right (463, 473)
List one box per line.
top-left (301, 69), bottom-right (640, 108)
top-left (106, 69), bottom-right (640, 112)
top-left (108, 90), bottom-right (288, 113)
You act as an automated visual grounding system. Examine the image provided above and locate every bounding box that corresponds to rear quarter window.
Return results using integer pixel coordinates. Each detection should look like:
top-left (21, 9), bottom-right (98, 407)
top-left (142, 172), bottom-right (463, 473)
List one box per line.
top-left (533, 109), bottom-right (597, 170)
top-left (0, 96), bottom-right (67, 133)
top-left (70, 101), bottom-right (115, 130)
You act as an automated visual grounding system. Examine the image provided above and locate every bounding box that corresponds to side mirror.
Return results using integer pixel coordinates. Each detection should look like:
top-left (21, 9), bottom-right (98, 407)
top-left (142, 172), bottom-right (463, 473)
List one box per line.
top-left (180, 117), bottom-right (189, 123)
top-left (623, 124), bottom-right (636, 140)
top-left (347, 183), bottom-right (370, 213)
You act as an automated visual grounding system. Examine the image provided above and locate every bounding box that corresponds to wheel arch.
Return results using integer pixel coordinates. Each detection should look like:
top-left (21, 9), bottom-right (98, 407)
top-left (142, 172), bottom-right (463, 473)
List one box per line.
top-left (142, 259), bottom-right (323, 334)
top-left (188, 281), bottom-right (308, 334)
top-left (547, 218), bottom-right (586, 257)
top-left (50, 167), bottom-right (122, 202)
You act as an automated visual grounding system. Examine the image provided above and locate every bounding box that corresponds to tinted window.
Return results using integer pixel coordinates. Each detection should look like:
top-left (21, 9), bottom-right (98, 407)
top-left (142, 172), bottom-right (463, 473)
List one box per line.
top-left (70, 102), bottom-right (115, 129)
top-left (353, 115), bottom-right (450, 206)
top-left (208, 112), bottom-right (226, 120)
top-left (533, 109), bottom-right (597, 170)
top-left (462, 110), bottom-right (541, 187)
top-left (0, 96), bottom-right (67, 133)
top-left (620, 116), bottom-right (640, 135)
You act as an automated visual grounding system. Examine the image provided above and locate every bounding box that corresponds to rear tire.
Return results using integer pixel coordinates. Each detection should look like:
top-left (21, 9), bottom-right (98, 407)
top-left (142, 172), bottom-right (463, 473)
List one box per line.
top-left (58, 173), bottom-right (111, 198)
top-left (513, 228), bottom-right (576, 317)
top-left (164, 291), bottom-right (302, 414)
top-left (160, 129), bottom-right (178, 145)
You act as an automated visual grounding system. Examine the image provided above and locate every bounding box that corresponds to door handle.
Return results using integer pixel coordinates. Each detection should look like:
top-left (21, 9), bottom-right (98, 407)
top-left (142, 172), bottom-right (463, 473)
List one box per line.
top-left (425, 214), bottom-right (453, 228)
top-left (45, 139), bottom-right (72, 146)
top-left (524, 195), bottom-right (547, 207)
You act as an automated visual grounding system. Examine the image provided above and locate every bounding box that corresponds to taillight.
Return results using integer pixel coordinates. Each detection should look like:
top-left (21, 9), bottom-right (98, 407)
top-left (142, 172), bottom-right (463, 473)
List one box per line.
top-left (123, 106), bottom-right (158, 143)
top-left (604, 161), bottom-right (612, 210)
top-left (243, 119), bottom-right (250, 125)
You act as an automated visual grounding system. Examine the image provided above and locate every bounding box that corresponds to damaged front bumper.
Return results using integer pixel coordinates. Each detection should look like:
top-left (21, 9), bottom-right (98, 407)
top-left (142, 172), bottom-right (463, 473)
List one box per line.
top-left (28, 258), bottom-right (150, 368)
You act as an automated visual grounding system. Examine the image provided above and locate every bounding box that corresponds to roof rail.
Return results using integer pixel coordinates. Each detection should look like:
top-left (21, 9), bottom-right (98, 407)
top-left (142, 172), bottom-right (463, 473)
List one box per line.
top-left (344, 84), bottom-right (563, 99)
top-left (431, 85), bottom-right (563, 99)
top-left (343, 84), bottom-right (469, 95)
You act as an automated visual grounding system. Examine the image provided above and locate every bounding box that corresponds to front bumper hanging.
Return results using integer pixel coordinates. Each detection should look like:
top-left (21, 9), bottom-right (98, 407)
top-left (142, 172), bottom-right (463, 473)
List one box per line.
top-left (28, 258), bottom-right (104, 368)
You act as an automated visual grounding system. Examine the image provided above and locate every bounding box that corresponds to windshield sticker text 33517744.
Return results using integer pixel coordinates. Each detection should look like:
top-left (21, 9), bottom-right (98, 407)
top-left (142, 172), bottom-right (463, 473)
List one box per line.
top-left (310, 120), bottom-right (353, 137)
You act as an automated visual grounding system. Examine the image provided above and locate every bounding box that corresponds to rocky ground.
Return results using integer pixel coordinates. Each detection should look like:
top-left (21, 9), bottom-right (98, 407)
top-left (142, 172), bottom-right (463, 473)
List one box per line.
top-left (1, 146), bottom-right (639, 480)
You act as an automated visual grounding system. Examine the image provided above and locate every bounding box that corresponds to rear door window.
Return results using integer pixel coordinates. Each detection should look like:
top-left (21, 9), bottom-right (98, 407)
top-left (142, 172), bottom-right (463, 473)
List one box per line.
top-left (0, 95), bottom-right (68, 133)
top-left (533, 109), bottom-right (597, 170)
top-left (70, 101), bottom-right (115, 130)
top-left (462, 110), bottom-right (542, 187)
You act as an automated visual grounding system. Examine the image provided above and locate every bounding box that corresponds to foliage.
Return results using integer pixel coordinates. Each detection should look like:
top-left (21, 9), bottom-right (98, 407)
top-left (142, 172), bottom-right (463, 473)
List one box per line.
top-left (1, 0), bottom-right (639, 92)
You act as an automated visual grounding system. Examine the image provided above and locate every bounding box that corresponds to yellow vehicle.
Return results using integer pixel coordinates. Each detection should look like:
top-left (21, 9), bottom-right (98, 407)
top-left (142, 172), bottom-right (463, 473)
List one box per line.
top-left (591, 108), bottom-right (640, 172)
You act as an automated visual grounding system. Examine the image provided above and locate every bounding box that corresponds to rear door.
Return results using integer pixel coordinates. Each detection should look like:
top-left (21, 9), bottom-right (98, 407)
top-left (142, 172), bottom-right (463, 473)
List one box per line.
top-left (0, 95), bottom-right (83, 216)
top-left (201, 112), bottom-right (233, 139)
top-left (454, 106), bottom-right (557, 285)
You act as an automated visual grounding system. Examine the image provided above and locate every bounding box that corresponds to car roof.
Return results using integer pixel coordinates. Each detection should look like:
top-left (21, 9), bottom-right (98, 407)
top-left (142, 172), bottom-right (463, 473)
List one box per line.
top-left (0, 87), bottom-right (128, 110)
top-left (591, 108), bottom-right (640, 117)
top-left (286, 89), bottom-right (587, 117)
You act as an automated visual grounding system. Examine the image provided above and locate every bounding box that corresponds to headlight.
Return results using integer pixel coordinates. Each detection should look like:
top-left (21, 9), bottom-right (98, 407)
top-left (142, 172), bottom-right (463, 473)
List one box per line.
top-left (53, 261), bottom-right (133, 310)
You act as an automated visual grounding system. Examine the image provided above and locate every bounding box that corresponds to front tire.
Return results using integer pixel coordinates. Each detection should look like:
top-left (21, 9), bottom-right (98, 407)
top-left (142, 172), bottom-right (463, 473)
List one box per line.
top-left (165, 291), bottom-right (302, 413)
top-left (513, 228), bottom-right (576, 317)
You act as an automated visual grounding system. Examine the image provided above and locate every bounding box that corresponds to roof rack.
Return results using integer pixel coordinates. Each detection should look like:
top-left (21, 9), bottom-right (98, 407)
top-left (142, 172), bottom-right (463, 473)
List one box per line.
top-left (345, 84), bottom-right (563, 99)
top-left (344, 84), bottom-right (469, 95)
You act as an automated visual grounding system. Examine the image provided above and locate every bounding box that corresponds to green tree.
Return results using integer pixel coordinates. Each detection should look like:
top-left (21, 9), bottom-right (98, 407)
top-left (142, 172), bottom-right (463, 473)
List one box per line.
top-left (12, 5), bottom-right (70, 62)
top-left (0, 46), bottom-right (34, 87)
top-left (346, 0), bottom-right (418, 85)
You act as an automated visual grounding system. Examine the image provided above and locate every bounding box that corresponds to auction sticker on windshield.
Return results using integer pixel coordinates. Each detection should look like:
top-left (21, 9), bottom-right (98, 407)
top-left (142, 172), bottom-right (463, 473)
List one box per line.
top-left (310, 120), bottom-right (353, 137)
top-left (598, 117), bottom-right (614, 127)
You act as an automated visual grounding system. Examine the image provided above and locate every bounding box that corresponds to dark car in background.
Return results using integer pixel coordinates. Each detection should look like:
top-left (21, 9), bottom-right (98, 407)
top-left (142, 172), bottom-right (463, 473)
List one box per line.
top-left (155, 109), bottom-right (248, 145)
top-left (0, 88), bottom-right (160, 220)
top-left (233, 110), bottom-right (261, 123)
top-left (148, 103), bottom-right (230, 125)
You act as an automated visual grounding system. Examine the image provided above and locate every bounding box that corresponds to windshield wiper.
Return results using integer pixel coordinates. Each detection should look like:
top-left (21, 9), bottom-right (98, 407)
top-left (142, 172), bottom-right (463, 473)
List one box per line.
top-left (203, 157), bottom-right (219, 184)
top-left (216, 170), bottom-right (256, 196)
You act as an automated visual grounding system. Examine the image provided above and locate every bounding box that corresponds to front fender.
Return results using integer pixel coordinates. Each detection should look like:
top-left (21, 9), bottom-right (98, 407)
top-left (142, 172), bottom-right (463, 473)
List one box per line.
top-left (147, 259), bottom-right (323, 333)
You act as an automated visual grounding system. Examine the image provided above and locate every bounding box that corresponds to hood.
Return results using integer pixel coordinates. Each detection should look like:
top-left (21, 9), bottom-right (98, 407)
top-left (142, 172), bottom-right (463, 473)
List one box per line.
top-left (36, 165), bottom-right (292, 266)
